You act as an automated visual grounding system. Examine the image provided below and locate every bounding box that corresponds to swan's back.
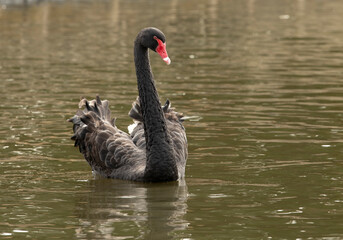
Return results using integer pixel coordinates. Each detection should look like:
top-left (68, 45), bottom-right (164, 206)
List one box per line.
top-left (69, 96), bottom-right (187, 181)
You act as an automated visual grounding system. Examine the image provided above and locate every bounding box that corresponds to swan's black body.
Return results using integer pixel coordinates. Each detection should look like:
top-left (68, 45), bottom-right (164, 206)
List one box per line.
top-left (68, 28), bottom-right (187, 182)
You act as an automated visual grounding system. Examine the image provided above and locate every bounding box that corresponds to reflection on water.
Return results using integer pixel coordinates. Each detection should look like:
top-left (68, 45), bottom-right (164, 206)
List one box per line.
top-left (75, 180), bottom-right (188, 239)
top-left (1, 0), bottom-right (343, 239)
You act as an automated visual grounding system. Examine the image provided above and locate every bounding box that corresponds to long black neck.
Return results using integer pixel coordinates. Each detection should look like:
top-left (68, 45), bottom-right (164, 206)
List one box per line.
top-left (134, 41), bottom-right (178, 182)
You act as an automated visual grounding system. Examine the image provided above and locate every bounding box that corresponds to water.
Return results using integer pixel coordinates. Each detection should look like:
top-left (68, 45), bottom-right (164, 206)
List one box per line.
top-left (1, 0), bottom-right (343, 239)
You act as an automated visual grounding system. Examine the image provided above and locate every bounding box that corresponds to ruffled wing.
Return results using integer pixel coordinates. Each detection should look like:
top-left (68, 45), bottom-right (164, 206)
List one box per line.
top-left (68, 96), bottom-right (146, 180)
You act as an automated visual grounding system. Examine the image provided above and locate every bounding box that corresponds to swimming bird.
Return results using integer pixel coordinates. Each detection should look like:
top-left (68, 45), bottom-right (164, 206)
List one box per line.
top-left (68, 27), bottom-right (188, 182)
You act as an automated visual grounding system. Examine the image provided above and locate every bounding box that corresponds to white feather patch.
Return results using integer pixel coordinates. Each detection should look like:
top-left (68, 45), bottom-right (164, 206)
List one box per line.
top-left (128, 122), bottom-right (138, 134)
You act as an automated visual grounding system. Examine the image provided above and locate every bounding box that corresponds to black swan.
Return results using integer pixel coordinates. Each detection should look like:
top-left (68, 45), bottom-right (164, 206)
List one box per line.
top-left (68, 27), bottom-right (188, 182)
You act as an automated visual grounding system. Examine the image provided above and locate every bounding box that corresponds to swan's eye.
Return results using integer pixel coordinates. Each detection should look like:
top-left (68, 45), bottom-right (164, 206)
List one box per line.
top-left (153, 36), bottom-right (171, 65)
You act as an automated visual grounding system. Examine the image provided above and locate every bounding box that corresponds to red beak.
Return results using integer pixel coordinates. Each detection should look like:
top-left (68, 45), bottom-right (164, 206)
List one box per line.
top-left (154, 36), bottom-right (171, 65)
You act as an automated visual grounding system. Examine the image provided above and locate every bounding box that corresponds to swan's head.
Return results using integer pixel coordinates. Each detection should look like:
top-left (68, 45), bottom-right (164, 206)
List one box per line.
top-left (137, 27), bottom-right (171, 65)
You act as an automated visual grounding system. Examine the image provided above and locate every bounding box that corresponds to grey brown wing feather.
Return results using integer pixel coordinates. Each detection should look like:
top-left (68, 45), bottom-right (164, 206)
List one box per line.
top-left (69, 96), bottom-right (146, 180)
top-left (167, 119), bottom-right (188, 178)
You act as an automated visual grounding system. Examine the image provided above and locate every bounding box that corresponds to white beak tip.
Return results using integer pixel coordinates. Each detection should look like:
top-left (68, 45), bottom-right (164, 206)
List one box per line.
top-left (163, 57), bottom-right (171, 65)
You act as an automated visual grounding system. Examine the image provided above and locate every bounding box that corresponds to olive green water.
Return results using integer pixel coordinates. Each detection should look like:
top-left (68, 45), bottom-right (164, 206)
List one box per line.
top-left (1, 0), bottom-right (343, 239)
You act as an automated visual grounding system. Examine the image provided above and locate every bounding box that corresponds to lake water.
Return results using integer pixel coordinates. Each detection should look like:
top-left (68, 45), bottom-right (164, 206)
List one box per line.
top-left (1, 0), bottom-right (343, 239)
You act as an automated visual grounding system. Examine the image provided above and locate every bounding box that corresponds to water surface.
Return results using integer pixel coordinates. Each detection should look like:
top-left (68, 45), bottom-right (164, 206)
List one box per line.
top-left (1, 0), bottom-right (343, 239)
